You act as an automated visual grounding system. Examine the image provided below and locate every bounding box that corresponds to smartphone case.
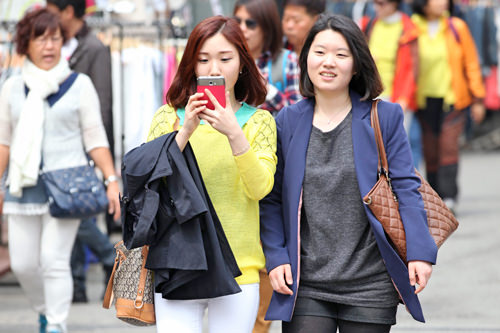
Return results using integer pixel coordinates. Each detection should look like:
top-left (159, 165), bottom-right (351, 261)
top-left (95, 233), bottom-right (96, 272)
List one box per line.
top-left (197, 79), bottom-right (226, 110)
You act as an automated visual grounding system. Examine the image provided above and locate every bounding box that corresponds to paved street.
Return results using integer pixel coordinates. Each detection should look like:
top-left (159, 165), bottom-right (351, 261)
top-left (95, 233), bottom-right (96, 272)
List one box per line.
top-left (0, 152), bottom-right (499, 333)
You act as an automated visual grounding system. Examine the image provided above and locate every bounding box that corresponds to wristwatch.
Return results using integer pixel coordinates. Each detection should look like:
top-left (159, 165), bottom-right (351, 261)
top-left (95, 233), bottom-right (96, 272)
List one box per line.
top-left (104, 175), bottom-right (118, 186)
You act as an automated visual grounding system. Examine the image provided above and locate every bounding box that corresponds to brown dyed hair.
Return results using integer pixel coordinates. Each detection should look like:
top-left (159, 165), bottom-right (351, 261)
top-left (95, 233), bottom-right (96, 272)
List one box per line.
top-left (15, 8), bottom-right (67, 55)
top-left (166, 16), bottom-right (266, 109)
top-left (233, 0), bottom-right (283, 61)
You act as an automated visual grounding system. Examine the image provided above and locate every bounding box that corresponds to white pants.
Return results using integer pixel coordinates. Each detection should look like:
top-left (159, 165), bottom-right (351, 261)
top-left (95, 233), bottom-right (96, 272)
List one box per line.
top-left (8, 213), bottom-right (80, 331)
top-left (155, 283), bottom-right (260, 333)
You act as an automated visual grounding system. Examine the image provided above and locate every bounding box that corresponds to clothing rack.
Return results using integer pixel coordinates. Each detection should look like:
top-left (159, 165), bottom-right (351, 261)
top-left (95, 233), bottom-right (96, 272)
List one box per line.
top-left (0, 20), bottom-right (18, 89)
top-left (0, 21), bottom-right (15, 46)
top-left (85, 18), bottom-right (186, 162)
top-left (0, 16), bottom-right (186, 163)
top-left (0, 20), bottom-right (16, 30)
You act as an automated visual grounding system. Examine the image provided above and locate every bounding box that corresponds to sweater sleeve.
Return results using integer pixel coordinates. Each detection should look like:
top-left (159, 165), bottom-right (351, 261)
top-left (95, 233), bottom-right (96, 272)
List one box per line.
top-left (147, 105), bottom-right (176, 142)
top-left (0, 79), bottom-right (12, 146)
top-left (234, 110), bottom-right (277, 201)
top-left (78, 75), bottom-right (109, 152)
top-left (455, 18), bottom-right (486, 100)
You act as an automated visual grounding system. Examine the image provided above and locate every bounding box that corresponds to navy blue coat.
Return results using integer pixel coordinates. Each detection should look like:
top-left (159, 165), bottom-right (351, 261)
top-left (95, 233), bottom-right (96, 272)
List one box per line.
top-left (260, 91), bottom-right (438, 323)
top-left (121, 133), bottom-right (242, 300)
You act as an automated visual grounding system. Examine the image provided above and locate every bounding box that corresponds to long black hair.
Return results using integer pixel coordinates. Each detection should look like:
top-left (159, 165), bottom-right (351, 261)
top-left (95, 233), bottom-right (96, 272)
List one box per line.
top-left (298, 13), bottom-right (383, 100)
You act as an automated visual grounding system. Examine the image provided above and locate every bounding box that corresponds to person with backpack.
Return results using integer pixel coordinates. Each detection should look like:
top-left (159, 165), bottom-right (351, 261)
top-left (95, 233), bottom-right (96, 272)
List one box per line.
top-left (360, 0), bottom-right (422, 169)
top-left (234, 0), bottom-right (301, 116)
top-left (0, 9), bottom-right (119, 333)
top-left (411, 0), bottom-right (485, 213)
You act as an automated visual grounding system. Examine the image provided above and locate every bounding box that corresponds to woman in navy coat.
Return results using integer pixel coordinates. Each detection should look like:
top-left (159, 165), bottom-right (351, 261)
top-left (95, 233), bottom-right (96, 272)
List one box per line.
top-left (260, 14), bottom-right (437, 332)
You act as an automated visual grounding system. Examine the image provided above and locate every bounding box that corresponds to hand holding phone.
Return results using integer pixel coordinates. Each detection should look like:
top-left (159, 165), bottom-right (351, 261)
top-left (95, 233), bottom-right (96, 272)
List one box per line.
top-left (196, 76), bottom-right (226, 110)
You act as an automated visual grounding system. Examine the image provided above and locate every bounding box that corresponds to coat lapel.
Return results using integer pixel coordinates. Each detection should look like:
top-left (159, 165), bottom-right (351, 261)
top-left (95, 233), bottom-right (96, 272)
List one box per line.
top-left (350, 93), bottom-right (379, 199)
top-left (286, 99), bottom-right (314, 197)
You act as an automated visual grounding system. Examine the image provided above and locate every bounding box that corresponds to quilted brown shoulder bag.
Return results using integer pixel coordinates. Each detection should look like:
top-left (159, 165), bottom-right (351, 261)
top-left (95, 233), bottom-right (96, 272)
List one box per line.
top-left (363, 100), bottom-right (459, 263)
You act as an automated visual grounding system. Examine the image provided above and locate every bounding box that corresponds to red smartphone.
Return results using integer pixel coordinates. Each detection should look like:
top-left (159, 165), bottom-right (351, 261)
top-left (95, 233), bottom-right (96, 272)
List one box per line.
top-left (196, 76), bottom-right (226, 110)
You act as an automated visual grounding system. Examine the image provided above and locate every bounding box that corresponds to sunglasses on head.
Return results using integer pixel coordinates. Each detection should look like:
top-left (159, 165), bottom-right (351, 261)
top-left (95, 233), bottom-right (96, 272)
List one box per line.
top-left (234, 17), bottom-right (258, 30)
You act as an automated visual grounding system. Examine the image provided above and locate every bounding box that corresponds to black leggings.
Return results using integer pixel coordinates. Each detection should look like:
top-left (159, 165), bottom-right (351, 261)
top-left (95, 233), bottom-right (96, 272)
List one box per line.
top-left (282, 315), bottom-right (392, 333)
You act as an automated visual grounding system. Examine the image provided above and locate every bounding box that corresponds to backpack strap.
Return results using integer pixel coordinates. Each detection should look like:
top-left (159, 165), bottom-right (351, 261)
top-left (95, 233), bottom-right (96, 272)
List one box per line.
top-left (267, 56), bottom-right (274, 86)
top-left (363, 16), bottom-right (376, 37)
top-left (268, 49), bottom-right (290, 93)
top-left (448, 17), bottom-right (460, 43)
top-left (24, 72), bottom-right (79, 107)
top-left (281, 49), bottom-right (290, 93)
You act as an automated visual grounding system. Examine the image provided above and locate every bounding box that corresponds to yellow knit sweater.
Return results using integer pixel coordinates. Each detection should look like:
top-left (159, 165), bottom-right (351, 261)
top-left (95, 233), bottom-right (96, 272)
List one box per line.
top-left (147, 104), bottom-right (277, 284)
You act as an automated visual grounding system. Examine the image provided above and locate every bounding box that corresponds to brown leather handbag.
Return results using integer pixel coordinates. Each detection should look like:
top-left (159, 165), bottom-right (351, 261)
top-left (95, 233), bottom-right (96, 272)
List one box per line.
top-left (363, 100), bottom-right (459, 263)
top-left (102, 241), bottom-right (155, 326)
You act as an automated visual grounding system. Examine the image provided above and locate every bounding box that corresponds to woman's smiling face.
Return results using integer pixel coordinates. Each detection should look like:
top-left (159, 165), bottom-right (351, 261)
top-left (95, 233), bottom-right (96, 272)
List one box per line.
top-left (306, 29), bottom-right (354, 96)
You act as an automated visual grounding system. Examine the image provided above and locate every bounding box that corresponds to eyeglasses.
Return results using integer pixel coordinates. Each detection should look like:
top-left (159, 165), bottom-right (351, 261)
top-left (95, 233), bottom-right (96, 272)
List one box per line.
top-left (234, 17), bottom-right (258, 30)
top-left (32, 35), bottom-right (63, 46)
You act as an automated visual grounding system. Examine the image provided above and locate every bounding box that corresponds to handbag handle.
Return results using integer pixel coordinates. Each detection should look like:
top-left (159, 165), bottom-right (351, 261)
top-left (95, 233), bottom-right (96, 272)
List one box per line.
top-left (134, 245), bottom-right (150, 309)
top-left (102, 242), bottom-right (122, 309)
top-left (370, 100), bottom-right (389, 176)
top-left (370, 100), bottom-right (398, 201)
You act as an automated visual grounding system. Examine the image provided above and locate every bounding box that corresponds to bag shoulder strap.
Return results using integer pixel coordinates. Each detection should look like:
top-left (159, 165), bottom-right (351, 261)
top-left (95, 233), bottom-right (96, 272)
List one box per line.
top-left (269, 49), bottom-right (290, 93)
top-left (24, 72), bottom-right (79, 107)
top-left (448, 17), bottom-right (460, 43)
top-left (102, 240), bottom-right (123, 309)
top-left (370, 99), bottom-right (389, 174)
top-left (281, 49), bottom-right (290, 92)
top-left (134, 246), bottom-right (150, 309)
top-left (362, 16), bottom-right (376, 38)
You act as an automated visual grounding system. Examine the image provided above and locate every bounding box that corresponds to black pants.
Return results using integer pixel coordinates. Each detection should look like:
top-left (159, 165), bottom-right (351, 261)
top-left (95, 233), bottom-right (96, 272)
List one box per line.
top-left (282, 316), bottom-right (392, 333)
top-left (282, 297), bottom-right (396, 333)
top-left (417, 98), bottom-right (465, 200)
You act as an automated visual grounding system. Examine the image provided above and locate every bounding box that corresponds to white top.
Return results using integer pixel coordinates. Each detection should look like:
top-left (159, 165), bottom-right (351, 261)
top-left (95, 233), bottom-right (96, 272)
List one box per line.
top-left (0, 73), bottom-right (109, 172)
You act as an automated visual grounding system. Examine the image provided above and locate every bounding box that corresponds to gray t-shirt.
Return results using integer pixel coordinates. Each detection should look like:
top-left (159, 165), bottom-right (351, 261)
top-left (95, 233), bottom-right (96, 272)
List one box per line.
top-left (299, 112), bottom-right (399, 308)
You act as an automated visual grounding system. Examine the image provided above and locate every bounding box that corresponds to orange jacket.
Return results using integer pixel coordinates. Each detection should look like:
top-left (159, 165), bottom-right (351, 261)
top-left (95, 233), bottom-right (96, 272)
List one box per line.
top-left (361, 13), bottom-right (419, 110)
top-left (443, 17), bottom-right (485, 110)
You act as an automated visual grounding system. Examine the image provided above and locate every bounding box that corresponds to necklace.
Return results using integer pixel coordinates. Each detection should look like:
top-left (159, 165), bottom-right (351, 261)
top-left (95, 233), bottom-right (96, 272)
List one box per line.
top-left (315, 104), bottom-right (351, 125)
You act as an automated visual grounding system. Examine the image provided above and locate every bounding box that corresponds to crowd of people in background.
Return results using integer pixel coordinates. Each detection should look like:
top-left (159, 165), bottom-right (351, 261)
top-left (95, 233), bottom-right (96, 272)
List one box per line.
top-left (0, 0), bottom-right (495, 332)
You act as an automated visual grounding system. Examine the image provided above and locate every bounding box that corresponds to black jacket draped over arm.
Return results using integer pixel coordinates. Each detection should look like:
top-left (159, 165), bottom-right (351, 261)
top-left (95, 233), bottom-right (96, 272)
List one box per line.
top-left (120, 132), bottom-right (241, 300)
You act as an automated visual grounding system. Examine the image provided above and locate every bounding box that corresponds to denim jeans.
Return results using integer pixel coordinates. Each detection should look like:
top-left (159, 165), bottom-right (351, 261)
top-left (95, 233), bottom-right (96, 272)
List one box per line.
top-left (403, 111), bottom-right (423, 170)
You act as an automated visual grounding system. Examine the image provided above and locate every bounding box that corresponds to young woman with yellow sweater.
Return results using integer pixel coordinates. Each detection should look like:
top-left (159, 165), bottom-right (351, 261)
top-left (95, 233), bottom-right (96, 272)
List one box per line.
top-left (360, 0), bottom-right (422, 168)
top-left (146, 16), bottom-right (277, 333)
top-left (412, 0), bottom-right (485, 213)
